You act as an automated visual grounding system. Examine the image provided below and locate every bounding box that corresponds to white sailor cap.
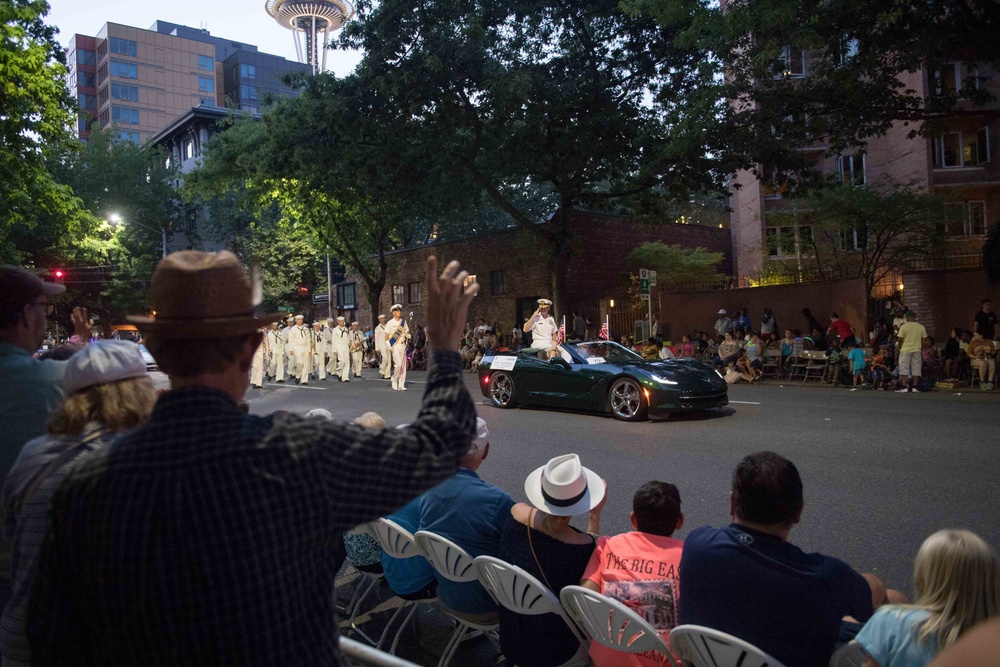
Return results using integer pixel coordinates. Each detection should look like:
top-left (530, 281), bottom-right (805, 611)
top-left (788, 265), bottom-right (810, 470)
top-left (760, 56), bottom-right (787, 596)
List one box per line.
top-left (294, 314), bottom-right (304, 320)
top-left (336, 316), bottom-right (346, 322)
top-left (378, 314), bottom-right (386, 319)
top-left (327, 317), bottom-right (334, 322)
top-left (351, 321), bottom-right (359, 326)
top-left (538, 298), bottom-right (552, 307)
top-left (286, 316), bottom-right (295, 323)
top-left (391, 304), bottom-right (403, 311)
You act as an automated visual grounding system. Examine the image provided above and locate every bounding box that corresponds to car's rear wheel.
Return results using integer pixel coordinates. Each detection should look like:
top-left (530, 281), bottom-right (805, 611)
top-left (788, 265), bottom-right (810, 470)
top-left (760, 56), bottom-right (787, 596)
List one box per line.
top-left (490, 371), bottom-right (518, 408)
top-left (609, 378), bottom-right (648, 421)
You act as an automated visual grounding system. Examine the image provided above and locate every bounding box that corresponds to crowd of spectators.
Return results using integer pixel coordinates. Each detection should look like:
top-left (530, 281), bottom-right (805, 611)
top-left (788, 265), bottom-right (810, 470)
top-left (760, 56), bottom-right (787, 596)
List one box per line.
top-left (2, 258), bottom-right (998, 667)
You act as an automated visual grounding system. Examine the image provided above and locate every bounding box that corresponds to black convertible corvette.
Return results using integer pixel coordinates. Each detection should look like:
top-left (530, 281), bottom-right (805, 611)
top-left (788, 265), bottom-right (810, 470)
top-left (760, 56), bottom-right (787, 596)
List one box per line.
top-left (477, 341), bottom-right (728, 421)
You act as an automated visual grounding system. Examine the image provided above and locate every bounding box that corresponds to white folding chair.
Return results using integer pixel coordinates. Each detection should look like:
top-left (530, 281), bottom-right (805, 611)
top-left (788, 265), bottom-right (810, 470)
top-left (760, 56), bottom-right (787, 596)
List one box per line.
top-left (365, 519), bottom-right (437, 655)
top-left (475, 556), bottom-right (589, 667)
top-left (413, 530), bottom-right (500, 667)
top-left (829, 640), bottom-right (867, 667)
top-left (669, 624), bottom-right (787, 667)
top-left (559, 585), bottom-right (678, 667)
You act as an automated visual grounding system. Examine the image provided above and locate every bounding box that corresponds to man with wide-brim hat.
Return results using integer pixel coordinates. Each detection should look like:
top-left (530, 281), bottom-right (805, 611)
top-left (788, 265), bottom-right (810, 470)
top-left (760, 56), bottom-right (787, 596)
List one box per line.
top-left (522, 298), bottom-right (558, 358)
top-left (28, 250), bottom-right (482, 664)
top-left (385, 304), bottom-right (410, 390)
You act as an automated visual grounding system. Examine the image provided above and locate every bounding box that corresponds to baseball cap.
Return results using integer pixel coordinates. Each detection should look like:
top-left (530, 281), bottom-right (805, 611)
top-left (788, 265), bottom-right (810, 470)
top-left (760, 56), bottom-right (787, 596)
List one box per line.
top-left (62, 340), bottom-right (148, 393)
top-left (0, 266), bottom-right (65, 320)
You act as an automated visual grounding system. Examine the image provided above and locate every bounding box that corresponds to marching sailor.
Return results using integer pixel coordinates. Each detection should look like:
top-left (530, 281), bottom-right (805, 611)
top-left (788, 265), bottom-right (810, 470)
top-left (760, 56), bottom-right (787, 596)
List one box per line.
top-left (332, 316), bottom-right (351, 382)
top-left (324, 317), bottom-right (337, 375)
top-left (349, 321), bottom-right (365, 378)
top-left (311, 321), bottom-right (327, 381)
top-left (266, 321), bottom-right (285, 382)
top-left (250, 328), bottom-right (266, 388)
top-left (385, 304), bottom-right (410, 390)
top-left (374, 314), bottom-right (391, 379)
top-left (291, 314), bottom-right (312, 384)
top-left (281, 316), bottom-right (296, 378)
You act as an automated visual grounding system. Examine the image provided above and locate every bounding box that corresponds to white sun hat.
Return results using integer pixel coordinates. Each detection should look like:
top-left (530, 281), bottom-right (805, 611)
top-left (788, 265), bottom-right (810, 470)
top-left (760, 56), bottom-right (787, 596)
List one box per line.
top-left (62, 340), bottom-right (148, 393)
top-left (524, 453), bottom-right (604, 517)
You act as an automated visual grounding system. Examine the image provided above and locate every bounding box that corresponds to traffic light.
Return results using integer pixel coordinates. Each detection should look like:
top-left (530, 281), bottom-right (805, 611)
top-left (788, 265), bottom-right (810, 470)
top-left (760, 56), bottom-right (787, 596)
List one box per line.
top-left (53, 269), bottom-right (65, 284)
top-left (296, 284), bottom-right (310, 297)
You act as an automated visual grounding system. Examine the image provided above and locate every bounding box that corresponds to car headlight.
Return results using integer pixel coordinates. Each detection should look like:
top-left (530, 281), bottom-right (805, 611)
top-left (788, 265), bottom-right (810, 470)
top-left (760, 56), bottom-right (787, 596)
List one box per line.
top-left (649, 374), bottom-right (678, 386)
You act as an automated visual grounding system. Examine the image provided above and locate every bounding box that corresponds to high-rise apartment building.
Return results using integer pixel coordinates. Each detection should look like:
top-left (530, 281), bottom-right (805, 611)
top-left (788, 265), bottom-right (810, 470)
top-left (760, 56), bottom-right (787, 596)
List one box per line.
top-left (67, 21), bottom-right (309, 145)
top-left (728, 54), bottom-right (999, 280)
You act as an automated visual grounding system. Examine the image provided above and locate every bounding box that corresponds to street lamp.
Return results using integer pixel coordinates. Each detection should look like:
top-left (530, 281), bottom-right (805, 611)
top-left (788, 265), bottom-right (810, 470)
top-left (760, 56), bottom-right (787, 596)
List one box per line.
top-left (109, 213), bottom-right (167, 259)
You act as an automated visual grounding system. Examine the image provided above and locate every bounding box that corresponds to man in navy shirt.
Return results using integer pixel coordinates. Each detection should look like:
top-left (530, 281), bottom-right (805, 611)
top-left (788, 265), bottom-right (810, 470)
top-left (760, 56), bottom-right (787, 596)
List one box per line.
top-left (678, 452), bottom-right (905, 667)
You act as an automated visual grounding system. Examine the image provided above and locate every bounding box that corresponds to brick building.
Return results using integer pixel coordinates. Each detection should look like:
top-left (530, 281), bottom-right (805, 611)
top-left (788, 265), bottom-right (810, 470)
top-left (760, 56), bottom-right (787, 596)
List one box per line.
top-left (339, 212), bottom-right (732, 333)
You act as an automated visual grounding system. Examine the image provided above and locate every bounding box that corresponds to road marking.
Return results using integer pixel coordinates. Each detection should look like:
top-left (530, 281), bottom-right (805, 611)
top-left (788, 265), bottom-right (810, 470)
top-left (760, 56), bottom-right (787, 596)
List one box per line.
top-left (729, 400), bottom-right (761, 405)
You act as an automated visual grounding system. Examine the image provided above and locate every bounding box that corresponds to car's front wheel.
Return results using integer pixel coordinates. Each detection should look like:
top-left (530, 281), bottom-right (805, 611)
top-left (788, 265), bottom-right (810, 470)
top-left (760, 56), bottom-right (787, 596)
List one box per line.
top-left (609, 378), bottom-right (648, 421)
top-left (490, 371), bottom-right (518, 409)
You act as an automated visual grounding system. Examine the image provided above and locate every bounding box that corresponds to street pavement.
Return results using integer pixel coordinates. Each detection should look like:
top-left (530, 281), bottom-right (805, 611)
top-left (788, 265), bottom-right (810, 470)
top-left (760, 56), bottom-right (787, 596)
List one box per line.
top-left (245, 369), bottom-right (1000, 664)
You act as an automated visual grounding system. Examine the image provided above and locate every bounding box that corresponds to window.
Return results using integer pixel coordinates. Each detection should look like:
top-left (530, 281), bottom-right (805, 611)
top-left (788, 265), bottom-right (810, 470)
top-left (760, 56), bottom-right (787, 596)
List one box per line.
top-left (463, 274), bottom-right (477, 289)
top-left (198, 76), bottom-right (215, 93)
top-left (78, 116), bottom-right (93, 133)
top-left (183, 139), bottom-right (194, 160)
top-left (490, 270), bottom-right (505, 295)
top-left (392, 284), bottom-right (405, 305)
top-left (76, 49), bottom-right (95, 66)
top-left (407, 282), bottom-right (421, 304)
top-left (338, 283), bottom-right (358, 309)
top-left (98, 63), bottom-right (108, 84)
top-left (110, 60), bottom-right (138, 79)
top-left (99, 109), bottom-right (110, 128)
top-left (111, 106), bottom-right (140, 125)
top-left (97, 42), bottom-right (107, 61)
top-left (839, 225), bottom-right (867, 251)
top-left (116, 130), bottom-right (141, 145)
top-left (765, 225), bottom-right (812, 259)
top-left (839, 153), bottom-right (866, 186)
top-left (837, 37), bottom-right (859, 64)
top-left (78, 93), bottom-right (97, 111)
top-left (77, 71), bottom-right (95, 88)
top-left (932, 62), bottom-right (979, 98)
top-left (932, 128), bottom-right (990, 168)
top-left (111, 83), bottom-right (139, 102)
top-left (777, 46), bottom-right (805, 78)
top-left (241, 83), bottom-right (257, 101)
top-left (943, 202), bottom-right (987, 238)
top-left (198, 55), bottom-right (214, 71)
top-left (109, 37), bottom-right (137, 57)
top-left (240, 64), bottom-right (256, 79)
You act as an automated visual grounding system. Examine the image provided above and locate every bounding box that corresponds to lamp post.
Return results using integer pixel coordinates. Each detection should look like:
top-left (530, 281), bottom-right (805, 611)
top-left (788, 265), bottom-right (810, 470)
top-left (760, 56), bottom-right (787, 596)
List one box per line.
top-left (109, 213), bottom-right (167, 259)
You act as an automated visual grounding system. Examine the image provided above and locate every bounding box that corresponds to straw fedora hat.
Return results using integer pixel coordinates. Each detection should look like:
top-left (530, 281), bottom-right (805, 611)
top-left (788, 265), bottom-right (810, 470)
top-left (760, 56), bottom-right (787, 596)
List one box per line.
top-left (127, 251), bottom-right (284, 338)
top-left (524, 454), bottom-right (604, 517)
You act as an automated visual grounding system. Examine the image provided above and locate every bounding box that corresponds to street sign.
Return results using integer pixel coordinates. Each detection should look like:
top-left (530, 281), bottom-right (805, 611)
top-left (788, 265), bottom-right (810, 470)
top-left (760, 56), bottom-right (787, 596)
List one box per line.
top-left (639, 278), bottom-right (650, 294)
top-left (639, 268), bottom-right (649, 280)
top-left (313, 293), bottom-right (330, 304)
top-left (277, 305), bottom-right (294, 312)
top-left (640, 293), bottom-right (650, 301)
top-left (649, 270), bottom-right (657, 286)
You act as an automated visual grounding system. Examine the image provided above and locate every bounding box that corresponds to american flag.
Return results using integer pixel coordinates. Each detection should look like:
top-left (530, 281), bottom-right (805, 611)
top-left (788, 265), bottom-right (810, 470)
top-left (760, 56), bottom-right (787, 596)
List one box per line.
top-left (598, 315), bottom-right (609, 340)
top-left (557, 316), bottom-right (566, 343)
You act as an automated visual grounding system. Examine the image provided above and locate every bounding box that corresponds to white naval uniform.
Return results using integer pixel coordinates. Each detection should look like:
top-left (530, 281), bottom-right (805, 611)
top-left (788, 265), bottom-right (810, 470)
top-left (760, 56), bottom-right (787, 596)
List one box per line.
top-left (349, 329), bottom-right (365, 377)
top-left (292, 325), bottom-right (312, 384)
top-left (250, 338), bottom-right (266, 387)
top-left (323, 326), bottom-right (336, 374)
top-left (267, 328), bottom-right (285, 381)
top-left (281, 326), bottom-right (296, 378)
top-left (385, 317), bottom-right (409, 390)
top-left (529, 314), bottom-right (557, 352)
top-left (312, 328), bottom-right (327, 380)
top-left (333, 325), bottom-right (351, 381)
top-left (375, 323), bottom-right (391, 378)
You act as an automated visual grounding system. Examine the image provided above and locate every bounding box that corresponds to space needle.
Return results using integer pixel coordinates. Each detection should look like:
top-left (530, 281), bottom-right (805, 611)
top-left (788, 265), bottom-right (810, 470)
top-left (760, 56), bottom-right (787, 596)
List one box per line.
top-left (264, 0), bottom-right (355, 74)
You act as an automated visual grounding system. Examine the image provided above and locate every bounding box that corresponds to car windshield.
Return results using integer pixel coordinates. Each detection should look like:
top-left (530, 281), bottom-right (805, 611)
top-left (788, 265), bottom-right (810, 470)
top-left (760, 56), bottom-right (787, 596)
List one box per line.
top-left (572, 341), bottom-right (643, 364)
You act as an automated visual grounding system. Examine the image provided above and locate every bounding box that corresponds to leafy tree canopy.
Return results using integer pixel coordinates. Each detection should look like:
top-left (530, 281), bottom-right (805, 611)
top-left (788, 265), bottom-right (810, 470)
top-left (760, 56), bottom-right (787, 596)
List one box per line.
top-left (628, 241), bottom-right (727, 289)
top-left (627, 0), bottom-right (1000, 172)
top-left (0, 0), bottom-right (88, 263)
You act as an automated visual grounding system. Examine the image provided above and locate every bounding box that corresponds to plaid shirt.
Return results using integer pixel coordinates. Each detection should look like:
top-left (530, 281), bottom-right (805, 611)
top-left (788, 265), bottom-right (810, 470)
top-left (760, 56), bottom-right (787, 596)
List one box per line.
top-left (27, 350), bottom-right (475, 666)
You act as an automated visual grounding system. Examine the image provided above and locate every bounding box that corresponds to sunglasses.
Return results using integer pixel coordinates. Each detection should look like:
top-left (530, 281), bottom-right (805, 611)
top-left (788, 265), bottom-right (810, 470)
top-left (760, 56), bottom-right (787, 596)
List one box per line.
top-left (30, 301), bottom-right (54, 315)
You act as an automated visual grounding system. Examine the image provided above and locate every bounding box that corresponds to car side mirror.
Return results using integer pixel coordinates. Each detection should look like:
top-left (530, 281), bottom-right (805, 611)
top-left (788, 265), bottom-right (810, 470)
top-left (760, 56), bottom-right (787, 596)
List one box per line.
top-left (550, 357), bottom-right (571, 369)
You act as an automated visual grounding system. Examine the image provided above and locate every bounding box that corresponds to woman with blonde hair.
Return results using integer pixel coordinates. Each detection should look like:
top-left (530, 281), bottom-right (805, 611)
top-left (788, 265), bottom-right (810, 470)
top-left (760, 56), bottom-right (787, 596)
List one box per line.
top-left (856, 529), bottom-right (1000, 667)
top-left (2, 340), bottom-right (156, 666)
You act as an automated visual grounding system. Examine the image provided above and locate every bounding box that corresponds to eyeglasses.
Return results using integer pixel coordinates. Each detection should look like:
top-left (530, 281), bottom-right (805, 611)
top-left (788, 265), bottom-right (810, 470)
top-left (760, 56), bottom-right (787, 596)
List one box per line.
top-left (30, 301), bottom-right (54, 315)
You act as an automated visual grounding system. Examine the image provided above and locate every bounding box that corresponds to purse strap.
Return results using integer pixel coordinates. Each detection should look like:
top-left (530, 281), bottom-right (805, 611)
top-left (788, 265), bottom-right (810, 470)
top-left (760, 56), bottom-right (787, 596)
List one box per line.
top-left (18, 428), bottom-right (106, 513)
top-left (526, 508), bottom-right (555, 592)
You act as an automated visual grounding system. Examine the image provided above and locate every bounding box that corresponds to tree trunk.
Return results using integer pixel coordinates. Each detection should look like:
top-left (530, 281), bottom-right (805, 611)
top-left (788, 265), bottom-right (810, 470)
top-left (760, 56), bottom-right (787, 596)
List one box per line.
top-left (548, 203), bottom-right (574, 318)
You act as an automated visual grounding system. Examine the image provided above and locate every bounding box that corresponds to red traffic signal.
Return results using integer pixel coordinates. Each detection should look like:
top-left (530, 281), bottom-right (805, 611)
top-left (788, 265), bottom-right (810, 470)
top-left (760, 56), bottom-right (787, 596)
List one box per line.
top-left (296, 284), bottom-right (310, 297)
top-left (53, 269), bottom-right (65, 283)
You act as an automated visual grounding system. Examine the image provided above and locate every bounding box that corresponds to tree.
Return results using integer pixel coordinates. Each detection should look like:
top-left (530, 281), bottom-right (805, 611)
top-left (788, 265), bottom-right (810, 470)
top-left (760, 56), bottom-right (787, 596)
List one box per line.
top-left (786, 179), bottom-right (948, 330)
top-left (627, 242), bottom-right (726, 290)
top-left (338, 0), bottom-right (728, 312)
top-left (0, 0), bottom-right (89, 263)
top-left (628, 0), bottom-right (1000, 170)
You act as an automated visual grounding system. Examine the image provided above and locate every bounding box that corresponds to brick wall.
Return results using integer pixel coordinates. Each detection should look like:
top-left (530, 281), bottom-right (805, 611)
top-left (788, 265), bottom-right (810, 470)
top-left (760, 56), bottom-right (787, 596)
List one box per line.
top-left (901, 269), bottom-right (1000, 340)
top-left (346, 212), bottom-right (732, 334)
top-left (657, 279), bottom-right (868, 343)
